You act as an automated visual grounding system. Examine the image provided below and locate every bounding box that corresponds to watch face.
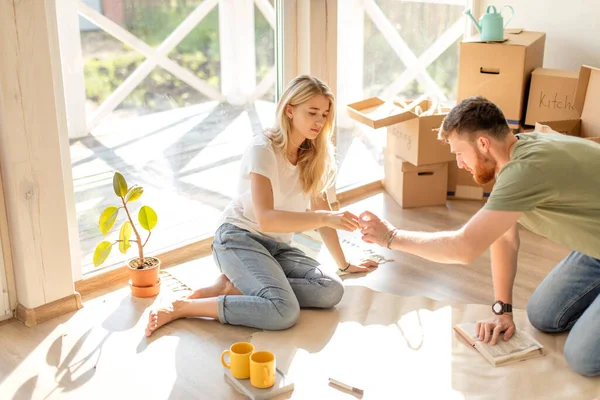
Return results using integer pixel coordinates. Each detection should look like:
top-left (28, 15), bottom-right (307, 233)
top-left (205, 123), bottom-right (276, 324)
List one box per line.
top-left (493, 302), bottom-right (502, 314)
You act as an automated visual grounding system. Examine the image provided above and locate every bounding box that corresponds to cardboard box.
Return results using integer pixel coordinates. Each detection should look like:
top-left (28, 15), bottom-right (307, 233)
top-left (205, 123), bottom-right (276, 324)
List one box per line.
top-left (533, 121), bottom-right (578, 136)
top-left (383, 149), bottom-right (448, 208)
top-left (538, 65), bottom-right (600, 139)
top-left (346, 97), bottom-right (408, 129)
top-left (447, 162), bottom-right (495, 201)
top-left (525, 68), bottom-right (579, 126)
top-left (534, 123), bottom-right (600, 145)
top-left (385, 99), bottom-right (455, 166)
top-left (458, 30), bottom-right (546, 129)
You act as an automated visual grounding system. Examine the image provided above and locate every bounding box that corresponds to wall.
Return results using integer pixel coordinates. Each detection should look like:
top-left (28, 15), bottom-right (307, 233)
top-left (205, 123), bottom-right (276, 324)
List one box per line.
top-left (479, 0), bottom-right (600, 71)
top-left (0, 0), bottom-right (79, 309)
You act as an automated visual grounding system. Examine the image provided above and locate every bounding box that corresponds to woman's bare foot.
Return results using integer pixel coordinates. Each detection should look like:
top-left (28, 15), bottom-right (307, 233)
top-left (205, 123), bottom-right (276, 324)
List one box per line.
top-left (145, 275), bottom-right (239, 337)
top-left (145, 299), bottom-right (186, 337)
top-left (186, 274), bottom-right (242, 300)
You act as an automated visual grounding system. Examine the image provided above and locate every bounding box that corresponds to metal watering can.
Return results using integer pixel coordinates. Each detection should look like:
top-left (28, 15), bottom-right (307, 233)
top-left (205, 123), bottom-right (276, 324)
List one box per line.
top-left (464, 5), bottom-right (514, 41)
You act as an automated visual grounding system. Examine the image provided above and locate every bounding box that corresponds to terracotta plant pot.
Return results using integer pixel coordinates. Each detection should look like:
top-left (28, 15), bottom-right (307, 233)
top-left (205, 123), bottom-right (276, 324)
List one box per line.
top-left (128, 256), bottom-right (161, 297)
top-left (129, 278), bottom-right (161, 298)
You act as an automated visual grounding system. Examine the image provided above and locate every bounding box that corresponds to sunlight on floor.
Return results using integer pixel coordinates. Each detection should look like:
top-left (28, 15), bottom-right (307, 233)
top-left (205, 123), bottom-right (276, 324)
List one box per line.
top-left (0, 285), bottom-right (180, 399)
top-left (252, 301), bottom-right (465, 399)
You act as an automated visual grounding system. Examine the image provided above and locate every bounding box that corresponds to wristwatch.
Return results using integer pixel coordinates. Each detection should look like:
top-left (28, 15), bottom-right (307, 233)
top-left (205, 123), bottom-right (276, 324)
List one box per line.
top-left (492, 300), bottom-right (512, 315)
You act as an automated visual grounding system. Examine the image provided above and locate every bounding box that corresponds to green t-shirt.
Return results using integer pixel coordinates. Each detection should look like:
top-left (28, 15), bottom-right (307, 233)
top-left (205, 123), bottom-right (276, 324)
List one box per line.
top-left (484, 132), bottom-right (600, 259)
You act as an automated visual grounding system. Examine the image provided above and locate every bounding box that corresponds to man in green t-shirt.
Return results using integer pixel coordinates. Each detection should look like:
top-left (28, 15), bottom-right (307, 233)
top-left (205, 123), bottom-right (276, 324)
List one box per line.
top-left (359, 96), bottom-right (600, 377)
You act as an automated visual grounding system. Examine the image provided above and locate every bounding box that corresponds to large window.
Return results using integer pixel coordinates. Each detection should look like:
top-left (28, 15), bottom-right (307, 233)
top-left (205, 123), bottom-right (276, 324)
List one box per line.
top-left (71, 0), bottom-right (278, 274)
top-left (66, 0), bottom-right (468, 275)
top-left (336, 0), bottom-right (468, 191)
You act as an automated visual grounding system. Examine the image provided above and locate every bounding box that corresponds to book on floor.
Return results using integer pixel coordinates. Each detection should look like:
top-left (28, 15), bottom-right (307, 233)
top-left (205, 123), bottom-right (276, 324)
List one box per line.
top-left (224, 368), bottom-right (294, 400)
top-left (454, 322), bottom-right (545, 367)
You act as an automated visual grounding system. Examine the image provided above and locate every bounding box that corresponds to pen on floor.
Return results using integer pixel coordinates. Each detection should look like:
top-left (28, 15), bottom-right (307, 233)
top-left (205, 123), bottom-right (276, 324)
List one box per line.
top-left (328, 377), bottom-right (364, 395)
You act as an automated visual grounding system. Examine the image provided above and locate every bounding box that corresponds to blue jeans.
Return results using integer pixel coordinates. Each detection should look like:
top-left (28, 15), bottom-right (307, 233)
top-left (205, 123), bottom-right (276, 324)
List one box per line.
top-left (211, 223), bottom-right (344, 330)
top-left (527, 251), bottom-right (600, 376)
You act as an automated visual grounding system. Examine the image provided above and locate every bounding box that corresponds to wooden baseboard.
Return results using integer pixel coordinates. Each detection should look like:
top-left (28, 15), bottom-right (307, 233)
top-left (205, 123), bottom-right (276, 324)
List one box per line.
top-left (160, 236), bottom-right (213, 268)
top-left (74, 265), bottom-right (131, 296)
top-left (16, 292), bottom-right (83, 327)
top-left (336, 180), bottom-right (384, 206)
top-left (75, 236), bottom-right (214, 296)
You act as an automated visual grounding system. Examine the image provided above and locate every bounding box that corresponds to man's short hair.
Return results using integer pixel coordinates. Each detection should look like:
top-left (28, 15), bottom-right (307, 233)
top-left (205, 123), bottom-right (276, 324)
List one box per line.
top-left (438, 96), bottom-right (511, 143)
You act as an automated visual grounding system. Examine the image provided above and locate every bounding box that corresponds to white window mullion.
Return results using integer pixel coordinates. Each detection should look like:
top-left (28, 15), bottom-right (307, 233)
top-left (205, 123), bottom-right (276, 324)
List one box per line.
top-left (56, 0), bottom-right (88, 140)
top-left (337, 0), bottom-right (364, 128)
top-left (219, 0), bottom-right (257, 105)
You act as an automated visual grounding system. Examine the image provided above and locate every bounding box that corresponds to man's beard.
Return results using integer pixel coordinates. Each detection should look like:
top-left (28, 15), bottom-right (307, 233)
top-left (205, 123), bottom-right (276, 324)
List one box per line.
top-left (473, 150), bottom-right (496, 185)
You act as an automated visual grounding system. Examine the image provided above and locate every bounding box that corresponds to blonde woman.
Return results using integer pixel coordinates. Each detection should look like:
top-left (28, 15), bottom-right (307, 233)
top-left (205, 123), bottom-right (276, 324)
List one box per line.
top-left (146, 75), bottom-right (377, 336)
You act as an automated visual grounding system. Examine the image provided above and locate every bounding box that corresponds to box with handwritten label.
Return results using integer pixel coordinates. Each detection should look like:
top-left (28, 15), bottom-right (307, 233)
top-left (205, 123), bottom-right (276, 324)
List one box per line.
top-left (525, 68), bottom-right (579, 126)
top-left (385, 99), bottom-right (455, 166)
top-left (536, 65), bottom-right (600, 139)
top-left (346, 95), bottom-right (453, 208)
top-left (346, 95), bottom-right (454, 166)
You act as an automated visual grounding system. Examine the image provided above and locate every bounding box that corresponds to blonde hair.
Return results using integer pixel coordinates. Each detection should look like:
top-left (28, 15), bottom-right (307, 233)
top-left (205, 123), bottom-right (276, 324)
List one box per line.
top-left (266, 75), bottom-right (336, 197)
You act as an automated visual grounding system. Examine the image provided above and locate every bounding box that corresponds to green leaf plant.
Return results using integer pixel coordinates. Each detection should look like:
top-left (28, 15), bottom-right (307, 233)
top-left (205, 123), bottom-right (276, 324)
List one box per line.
top-left (93, 172), bottom-right (158, 269)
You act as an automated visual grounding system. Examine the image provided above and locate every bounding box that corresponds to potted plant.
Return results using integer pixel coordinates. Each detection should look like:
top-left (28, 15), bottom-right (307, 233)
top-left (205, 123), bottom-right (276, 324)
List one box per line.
top-left (93, 172), bottom-right (160, 298)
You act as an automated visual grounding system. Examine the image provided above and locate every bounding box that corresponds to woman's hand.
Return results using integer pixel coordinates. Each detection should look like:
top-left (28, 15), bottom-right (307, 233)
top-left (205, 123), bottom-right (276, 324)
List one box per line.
top-left (343, 259), bottom-right (379, 273)
top-left (323, 211), bottom-right (360, 232)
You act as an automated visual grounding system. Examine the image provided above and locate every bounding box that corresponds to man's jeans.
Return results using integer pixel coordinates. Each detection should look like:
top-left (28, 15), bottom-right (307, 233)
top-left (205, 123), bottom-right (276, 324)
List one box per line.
top-left (527, 251), bottom-right (600, 376)
top-left (211, 223), bottom-right (344, 330)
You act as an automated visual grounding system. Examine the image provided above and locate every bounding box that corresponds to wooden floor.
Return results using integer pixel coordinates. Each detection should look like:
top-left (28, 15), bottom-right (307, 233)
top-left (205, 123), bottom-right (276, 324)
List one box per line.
top-left (0, 192), bottom-right (571, 399)
top-left (340, 193), bottom-right (570, 309)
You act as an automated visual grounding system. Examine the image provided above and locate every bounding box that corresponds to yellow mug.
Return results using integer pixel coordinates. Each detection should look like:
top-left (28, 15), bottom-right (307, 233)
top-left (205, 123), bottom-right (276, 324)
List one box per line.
top-left (250, 351), bottom-right (276, 389)
top-left (221, 342), bottom-right (254, 379)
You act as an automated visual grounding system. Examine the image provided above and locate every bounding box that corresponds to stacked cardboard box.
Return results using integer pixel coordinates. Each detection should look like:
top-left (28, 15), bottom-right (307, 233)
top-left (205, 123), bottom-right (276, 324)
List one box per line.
top-left (455, 29), bottom-right (547, 199)
top-left (525, 68), bottom-right (579, 126)
top-left (345, 32), bottom-right (599, 208)
top-left (447, 163), bottom-right (494, 201)
top-left (347, 97), bottom-right (454, 208)
top-left (535, 65), bottom-right (600, 139)
top-left (457, 30), bottom-right (546, 130)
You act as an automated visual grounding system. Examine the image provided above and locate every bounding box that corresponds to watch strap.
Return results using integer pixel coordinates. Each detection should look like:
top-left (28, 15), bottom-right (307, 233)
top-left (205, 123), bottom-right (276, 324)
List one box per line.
top-left (493, 300), bottom-right (512, 315)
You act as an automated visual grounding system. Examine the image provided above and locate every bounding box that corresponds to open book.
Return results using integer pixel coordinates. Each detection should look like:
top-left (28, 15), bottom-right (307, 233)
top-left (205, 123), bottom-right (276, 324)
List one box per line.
top-left (454, 322), bottom-right (545, 367)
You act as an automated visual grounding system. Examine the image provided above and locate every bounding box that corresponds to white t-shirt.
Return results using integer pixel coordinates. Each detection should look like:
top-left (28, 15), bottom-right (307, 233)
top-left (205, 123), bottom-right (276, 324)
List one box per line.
top-left (217, 134), bottom-right (310, 243)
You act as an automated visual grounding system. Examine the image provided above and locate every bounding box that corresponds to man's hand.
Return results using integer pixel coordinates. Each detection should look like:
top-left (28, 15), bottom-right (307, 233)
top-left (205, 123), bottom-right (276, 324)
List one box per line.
top-left (358, 211), bottom-right (396, 246)
top-left (476, 314), bottom-right (516, 345)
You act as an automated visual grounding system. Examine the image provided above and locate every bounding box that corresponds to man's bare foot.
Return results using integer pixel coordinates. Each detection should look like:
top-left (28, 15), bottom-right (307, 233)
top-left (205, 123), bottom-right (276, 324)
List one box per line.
top-left (186, 274), bottom-right (242, 300)
top-left (145, 299), bottom-right (185, 337)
